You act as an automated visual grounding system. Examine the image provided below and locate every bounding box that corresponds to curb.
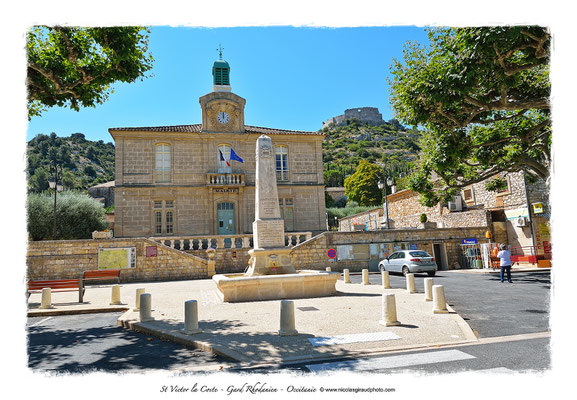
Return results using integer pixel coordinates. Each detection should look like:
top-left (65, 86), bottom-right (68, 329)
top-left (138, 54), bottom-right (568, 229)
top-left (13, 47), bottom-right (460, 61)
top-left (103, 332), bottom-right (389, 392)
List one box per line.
top-left (28, 306), bottom-right (130, 317)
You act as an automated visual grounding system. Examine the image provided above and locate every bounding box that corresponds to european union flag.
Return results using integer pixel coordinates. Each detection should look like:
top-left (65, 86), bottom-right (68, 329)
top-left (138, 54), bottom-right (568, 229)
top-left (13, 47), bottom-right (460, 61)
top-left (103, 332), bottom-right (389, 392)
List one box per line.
top-left (230, 148), bottom-right (243, 163)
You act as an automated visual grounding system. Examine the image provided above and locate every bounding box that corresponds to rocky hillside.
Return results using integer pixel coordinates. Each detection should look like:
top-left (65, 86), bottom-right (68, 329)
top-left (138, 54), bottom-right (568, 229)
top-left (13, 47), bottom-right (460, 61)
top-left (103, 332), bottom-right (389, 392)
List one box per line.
top-left (27, 132), bottom-right (115, 193)
top-left (320, 118), bottom-right (421, 187)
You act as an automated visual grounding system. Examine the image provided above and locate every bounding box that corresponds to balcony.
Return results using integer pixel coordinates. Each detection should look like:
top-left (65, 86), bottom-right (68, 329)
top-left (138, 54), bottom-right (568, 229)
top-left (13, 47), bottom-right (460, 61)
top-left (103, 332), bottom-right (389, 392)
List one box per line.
top-left (206, 172), bottom-right (245, 187)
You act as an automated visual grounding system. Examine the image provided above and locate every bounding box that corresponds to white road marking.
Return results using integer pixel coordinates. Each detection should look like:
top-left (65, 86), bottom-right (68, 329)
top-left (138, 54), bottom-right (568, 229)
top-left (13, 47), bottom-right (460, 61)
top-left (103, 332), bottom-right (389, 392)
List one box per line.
top-left (29, 317), bottom-right (53, 327)
top-left (306, 349), bottom-right (476, 372)
top-left (308, 332), bottom-right (401, 347)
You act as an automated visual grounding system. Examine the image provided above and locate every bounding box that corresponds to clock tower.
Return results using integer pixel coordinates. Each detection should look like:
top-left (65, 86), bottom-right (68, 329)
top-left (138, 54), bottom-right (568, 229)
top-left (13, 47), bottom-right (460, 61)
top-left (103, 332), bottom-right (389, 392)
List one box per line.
top-left (199, 51), bottom-right (245, 133)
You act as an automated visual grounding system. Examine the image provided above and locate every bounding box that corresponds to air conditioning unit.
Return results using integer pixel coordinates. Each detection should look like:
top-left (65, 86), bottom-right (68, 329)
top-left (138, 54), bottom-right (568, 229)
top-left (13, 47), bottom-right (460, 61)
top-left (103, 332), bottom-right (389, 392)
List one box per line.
top-left (447, 196), bottom-right (462, 212)
top-left (515, 216), bottom-right (529, 227)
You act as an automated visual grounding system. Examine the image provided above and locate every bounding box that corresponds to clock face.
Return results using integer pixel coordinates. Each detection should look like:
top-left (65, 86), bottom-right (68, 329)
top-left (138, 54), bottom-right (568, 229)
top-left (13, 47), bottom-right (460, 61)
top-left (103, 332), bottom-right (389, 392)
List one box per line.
top-left (217, 111), bottom-right (230, 124)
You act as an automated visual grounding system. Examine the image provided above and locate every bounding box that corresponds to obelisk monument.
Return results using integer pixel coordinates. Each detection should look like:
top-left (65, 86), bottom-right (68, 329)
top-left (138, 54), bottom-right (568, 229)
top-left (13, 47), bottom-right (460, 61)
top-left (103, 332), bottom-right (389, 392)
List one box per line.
top-left (245, 135), bottom-right (296, 275)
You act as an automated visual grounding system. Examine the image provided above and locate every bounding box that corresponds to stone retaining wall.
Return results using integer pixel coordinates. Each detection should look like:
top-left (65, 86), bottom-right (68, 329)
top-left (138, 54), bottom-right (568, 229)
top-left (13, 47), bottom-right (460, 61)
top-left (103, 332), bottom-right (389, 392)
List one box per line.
top-left (27, 238), bottom-right (208, 282)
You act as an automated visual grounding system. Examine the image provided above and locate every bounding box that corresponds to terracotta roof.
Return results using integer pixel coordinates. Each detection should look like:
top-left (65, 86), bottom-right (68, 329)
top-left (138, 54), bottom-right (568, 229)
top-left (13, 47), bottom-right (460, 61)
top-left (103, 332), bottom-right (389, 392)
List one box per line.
top-left (109, 124), bottom-right (322, 136)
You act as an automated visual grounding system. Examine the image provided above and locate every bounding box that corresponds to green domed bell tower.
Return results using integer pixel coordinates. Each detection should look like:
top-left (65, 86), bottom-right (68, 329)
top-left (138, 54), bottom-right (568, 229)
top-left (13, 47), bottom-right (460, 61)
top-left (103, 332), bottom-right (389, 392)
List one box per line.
top-left (212, 45), bottom-right (231, 92)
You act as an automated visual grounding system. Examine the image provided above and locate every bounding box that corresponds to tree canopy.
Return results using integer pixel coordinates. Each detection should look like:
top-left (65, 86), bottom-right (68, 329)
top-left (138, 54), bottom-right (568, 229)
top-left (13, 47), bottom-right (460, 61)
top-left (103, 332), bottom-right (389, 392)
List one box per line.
top-left (27, 26), bottom-right (154, 118)
top-left (344, 160), bottom-right (382, 206)
top-left (389, 26), bottom-right (550, 206)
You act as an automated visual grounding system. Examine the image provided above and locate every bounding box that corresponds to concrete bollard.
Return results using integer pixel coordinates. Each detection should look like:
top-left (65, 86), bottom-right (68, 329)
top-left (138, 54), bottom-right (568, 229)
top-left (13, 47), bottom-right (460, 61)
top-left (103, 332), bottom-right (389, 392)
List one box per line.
top-left (110, 285), bottom-right (122, 305)
top-left (39, 288), bottom-right (54, 309)
top-left (382, 270), bottom-right (391, 289)
top-left (326, 267), bottom-right (332, 272)
top-left (343, 269), bottom-right (351, 283)
top-left (134, 288), bottom-right (145, 310)
top-left (406, 273), bottom-right (416, 293)
top-left (424, 278), bottom-right (434, 301)
top-left (183, 300), bottom-right (202, 335)
top-left (139, 293), bottom-right (154, 322)
top-left (362, 269), bottom-right (370, 285)
top-left (279, 300), bottom-right (298, 336)
top-left (432, 285), bottom-right (449, 314)
top-left (379, 294), bottom-right (401, 326)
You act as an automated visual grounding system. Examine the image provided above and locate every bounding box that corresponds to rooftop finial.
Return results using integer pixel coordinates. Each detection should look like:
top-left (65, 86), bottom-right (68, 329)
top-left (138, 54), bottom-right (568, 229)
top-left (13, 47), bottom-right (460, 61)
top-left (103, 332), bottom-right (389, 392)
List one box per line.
top-left (217, 44), bottom-right (224, 60)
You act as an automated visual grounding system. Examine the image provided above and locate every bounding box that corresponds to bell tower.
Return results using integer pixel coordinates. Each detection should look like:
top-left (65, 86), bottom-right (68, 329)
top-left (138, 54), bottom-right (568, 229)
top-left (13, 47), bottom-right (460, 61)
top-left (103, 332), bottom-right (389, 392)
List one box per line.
top-left (200, 45), bottom-right (246, 133)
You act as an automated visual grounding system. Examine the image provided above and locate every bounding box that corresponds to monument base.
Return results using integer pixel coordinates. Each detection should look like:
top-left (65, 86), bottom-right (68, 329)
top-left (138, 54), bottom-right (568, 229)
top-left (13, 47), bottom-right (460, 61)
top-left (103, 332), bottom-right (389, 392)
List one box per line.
top-left (212, 270), bottom-right (340, 303)
top-left (245, 248), bottom-right (296, 276)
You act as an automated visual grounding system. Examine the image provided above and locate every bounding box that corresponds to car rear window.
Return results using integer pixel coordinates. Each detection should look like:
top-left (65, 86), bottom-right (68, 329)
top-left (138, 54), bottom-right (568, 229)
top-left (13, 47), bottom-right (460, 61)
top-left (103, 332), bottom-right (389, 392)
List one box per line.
top-left (409, 251), bottom-right (431, 257)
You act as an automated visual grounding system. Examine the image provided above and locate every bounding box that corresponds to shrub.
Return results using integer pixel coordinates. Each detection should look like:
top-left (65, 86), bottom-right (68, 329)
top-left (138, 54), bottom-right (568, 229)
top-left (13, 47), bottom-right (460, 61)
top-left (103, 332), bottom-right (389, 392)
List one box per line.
top-left (27, 191), bottom-right (106, 240)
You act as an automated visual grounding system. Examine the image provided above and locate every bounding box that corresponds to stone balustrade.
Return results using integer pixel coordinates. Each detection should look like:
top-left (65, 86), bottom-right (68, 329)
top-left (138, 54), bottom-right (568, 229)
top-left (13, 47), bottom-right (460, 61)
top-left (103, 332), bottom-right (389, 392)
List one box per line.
top-left (206, 173), bottom-right (245, 186)
top-left (150, 232), bottom-right (313, 251)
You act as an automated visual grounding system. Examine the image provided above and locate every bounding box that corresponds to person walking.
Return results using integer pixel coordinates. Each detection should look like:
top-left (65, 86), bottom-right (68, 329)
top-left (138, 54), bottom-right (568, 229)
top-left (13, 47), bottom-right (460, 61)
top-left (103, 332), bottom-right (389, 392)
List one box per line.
top-left (497, 244), bottom-right (513, 283)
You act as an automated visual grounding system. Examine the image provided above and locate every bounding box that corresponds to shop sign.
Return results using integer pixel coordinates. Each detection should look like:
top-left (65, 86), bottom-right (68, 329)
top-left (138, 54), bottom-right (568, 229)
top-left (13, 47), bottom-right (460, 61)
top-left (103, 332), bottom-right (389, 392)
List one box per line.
top-left (462, 238), bottom-right (478, 244)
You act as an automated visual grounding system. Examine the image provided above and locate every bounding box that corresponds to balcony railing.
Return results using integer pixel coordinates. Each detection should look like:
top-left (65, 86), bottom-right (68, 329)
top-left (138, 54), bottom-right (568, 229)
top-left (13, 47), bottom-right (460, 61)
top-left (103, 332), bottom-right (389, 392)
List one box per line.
top-left (150, 232), bottom-right (313, 251)
top-left (206, 173), bottom-right (245, 186)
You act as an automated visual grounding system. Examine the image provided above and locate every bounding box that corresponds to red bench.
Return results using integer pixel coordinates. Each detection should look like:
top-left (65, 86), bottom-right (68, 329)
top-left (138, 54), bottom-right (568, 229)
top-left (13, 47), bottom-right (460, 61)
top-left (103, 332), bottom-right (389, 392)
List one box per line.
top-left (82, 269), bottom-right (121, 286)
top-left (27, 279), bottom-right (85, 303)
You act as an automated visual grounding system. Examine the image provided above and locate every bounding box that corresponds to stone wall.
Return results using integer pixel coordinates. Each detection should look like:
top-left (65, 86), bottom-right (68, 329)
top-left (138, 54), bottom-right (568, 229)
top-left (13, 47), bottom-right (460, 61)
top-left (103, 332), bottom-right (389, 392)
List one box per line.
top-left (27, 238), bottom-right (208, 282)
top-left (290, 227), bottom-right (489, 272)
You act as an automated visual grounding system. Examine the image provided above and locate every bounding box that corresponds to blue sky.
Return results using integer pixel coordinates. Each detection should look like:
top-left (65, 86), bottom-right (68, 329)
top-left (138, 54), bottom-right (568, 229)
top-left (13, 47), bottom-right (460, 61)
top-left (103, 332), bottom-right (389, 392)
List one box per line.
top-left (26, 26), bottom-right (429, 142)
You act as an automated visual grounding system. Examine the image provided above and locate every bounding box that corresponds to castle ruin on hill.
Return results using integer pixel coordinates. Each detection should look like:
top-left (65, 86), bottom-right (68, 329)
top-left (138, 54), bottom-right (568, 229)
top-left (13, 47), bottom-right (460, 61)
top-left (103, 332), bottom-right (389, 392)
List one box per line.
top-left (322, 107), bottom-right (385, 128)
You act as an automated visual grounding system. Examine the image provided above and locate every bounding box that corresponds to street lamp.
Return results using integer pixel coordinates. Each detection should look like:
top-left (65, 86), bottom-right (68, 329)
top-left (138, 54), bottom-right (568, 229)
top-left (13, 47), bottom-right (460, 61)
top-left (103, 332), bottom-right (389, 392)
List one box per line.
top-left (378, 175), bottom-right (393, 229)
top-left (49, 161), bottom-right (63, 240)
top-left (334, 215), bottom-right (338, 231)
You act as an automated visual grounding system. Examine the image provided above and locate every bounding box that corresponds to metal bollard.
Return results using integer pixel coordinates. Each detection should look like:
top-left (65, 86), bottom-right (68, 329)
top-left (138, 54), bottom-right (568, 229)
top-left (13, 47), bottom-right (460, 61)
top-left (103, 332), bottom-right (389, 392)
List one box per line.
top-left (362, 269), bottom-right (370, 285)
top-left (183, 300), bottom-right (202, 334)
top-left (279, 300), bottom-right (298, 336)
top-left (134, 288), bottom-right (145, 311)
top-left (343, 269), bottom-right (351, 283)
top-left (139, 293), bottom-right (154, 322)
top-left (326, 267), bottom-right (332, 272)
top-left (379, 293), bottom-right (401, 326)
top-left (432, 285), bottom-right (449, 314)
top-left (406, 273), bottom-right (416, 293)
top-left (39, 288), bottom-right (54, 309)
top-left (424, 278), bottom-right (434, 301)
top-left (110, 285), bottom-right (122, 305)
top-left (382, 270), bottom-right (391, 289)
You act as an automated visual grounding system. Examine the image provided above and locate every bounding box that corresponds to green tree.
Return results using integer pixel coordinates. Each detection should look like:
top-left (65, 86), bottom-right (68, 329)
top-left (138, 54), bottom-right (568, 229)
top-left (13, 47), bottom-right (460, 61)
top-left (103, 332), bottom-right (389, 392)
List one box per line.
top-left (344, 160), bottom-right (382, 206)
top-left (389, 26), bottom-right (550, 206)
top-left (27, 26), bottom-right (153, 118)
top-left (27, 191), bottom-right (106, 240)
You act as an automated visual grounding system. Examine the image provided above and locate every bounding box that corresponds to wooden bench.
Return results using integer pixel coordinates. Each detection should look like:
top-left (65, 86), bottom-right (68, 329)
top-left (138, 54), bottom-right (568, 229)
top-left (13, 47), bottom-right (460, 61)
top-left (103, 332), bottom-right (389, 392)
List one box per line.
top-left (82, 269), bottom-right (121, 286)
top-left (27, 279), bottom-right (85, 303)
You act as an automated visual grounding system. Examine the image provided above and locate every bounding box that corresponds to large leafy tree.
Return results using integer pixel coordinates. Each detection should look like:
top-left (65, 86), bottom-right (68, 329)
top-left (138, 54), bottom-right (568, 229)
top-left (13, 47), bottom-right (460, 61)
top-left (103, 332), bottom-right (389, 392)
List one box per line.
top-left (389, 26), bottom-right (550, 206)
top-left (344, 160), bottom-right (382, 206)
top-left (27, 26), bottom-right (154, 118)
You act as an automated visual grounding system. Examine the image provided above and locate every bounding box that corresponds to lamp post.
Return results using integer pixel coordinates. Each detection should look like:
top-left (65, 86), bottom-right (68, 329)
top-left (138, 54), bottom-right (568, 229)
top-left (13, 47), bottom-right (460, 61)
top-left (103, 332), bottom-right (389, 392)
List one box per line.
top-left (48, 161), bottom-right (63, 240)
top-left (378, 174), bottom-right (393, 230)
top-left (334, 215), bottom-right (338, 231)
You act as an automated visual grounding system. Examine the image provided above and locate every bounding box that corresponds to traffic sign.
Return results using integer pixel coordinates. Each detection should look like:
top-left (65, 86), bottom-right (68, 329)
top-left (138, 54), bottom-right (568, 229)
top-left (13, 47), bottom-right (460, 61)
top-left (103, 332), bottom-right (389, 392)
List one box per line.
top-left (327, 248), bottom-right (336, 258)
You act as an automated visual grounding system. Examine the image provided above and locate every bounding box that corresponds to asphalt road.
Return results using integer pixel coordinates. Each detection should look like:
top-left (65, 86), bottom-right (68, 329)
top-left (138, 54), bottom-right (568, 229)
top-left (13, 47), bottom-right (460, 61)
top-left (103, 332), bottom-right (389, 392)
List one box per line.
top-left (27, 312), bottom-right (231, 373)
top-left (355, 270), bottom-right (551, 338)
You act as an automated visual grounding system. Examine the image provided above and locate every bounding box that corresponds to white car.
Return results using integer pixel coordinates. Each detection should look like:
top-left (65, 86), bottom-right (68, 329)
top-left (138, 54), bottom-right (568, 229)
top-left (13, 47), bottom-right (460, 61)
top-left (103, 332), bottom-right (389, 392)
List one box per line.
top-left (378, 250), bottom-right (437, 277)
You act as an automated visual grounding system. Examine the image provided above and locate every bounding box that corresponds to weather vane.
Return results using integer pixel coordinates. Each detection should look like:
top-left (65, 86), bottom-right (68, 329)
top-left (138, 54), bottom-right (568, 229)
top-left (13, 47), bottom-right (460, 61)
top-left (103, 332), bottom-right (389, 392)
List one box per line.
top-left (217, 44), bottom-right (224, 59)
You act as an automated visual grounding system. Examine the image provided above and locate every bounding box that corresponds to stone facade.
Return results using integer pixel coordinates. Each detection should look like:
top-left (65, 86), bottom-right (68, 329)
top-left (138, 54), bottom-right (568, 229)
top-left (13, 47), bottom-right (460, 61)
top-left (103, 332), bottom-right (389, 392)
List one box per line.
top-left (87, 181), bottom-right (115, 207)
top-left (27, 238), bottom-right (208, 282)
top-left (322, 107), bottom-right (385, 128)
top-left (338, 171), bottom-right (550, 256)
top-left (110, 59), bottom-right (326, 239)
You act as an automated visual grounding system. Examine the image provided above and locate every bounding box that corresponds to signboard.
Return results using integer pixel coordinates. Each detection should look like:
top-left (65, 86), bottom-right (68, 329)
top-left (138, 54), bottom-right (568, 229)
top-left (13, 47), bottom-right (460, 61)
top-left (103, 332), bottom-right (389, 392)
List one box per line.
top-left (98, 247), bottom-right (136, 270)
top-left (146, 246), bottom-right (157, 257)
top-left (462, 238), bottom-right (478, 244)
top-left (532, 202), bottom-right (544, 214)
top-left (327, 249), bottom-right (337, 259)
top-left (410, 244), bottom-right (418, 250)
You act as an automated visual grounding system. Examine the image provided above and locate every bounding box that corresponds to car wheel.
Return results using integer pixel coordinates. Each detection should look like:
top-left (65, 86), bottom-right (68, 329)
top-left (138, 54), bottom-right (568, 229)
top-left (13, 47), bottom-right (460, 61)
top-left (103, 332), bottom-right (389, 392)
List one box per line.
top-left (402, 266), bottom-right (409, 277)
top-left (378, 264), bottom-right (385, 272)
top-left (427, 271), bottom-right (436, 277)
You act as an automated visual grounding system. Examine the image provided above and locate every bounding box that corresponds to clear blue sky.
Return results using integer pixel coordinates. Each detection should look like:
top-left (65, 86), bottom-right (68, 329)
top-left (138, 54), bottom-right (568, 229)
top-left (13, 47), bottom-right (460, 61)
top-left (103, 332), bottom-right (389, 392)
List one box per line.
top-left (26, 26), bottom-right (429, 142)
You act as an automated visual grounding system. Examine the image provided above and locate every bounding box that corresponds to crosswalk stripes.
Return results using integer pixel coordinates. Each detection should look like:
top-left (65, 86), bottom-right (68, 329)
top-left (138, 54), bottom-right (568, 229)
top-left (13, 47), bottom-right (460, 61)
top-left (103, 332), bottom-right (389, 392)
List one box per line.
top-left (305, 349), bottom-right (476, 372)
top-left (308, 332), bottom-right (401, 347)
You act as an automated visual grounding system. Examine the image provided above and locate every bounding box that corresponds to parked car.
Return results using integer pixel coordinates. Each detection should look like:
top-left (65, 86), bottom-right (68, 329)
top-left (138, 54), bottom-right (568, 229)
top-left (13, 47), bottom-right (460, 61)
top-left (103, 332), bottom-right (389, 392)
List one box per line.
top-left (378, 250), bottom-right (437, 277)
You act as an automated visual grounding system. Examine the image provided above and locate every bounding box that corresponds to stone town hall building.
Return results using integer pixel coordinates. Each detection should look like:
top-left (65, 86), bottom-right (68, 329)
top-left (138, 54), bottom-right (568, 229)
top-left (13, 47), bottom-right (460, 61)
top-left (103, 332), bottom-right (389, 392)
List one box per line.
top-left (110, 57), bottom-right (326, 238)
